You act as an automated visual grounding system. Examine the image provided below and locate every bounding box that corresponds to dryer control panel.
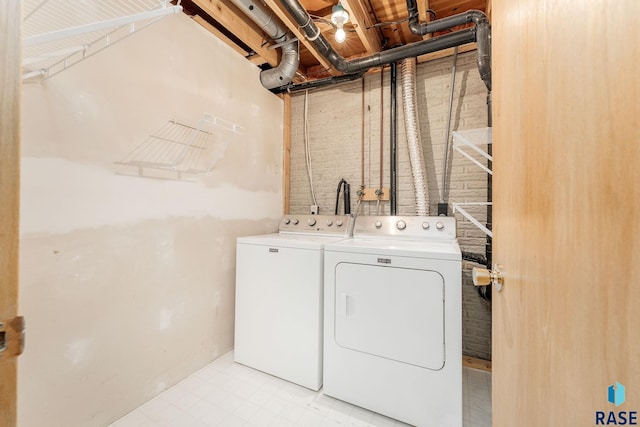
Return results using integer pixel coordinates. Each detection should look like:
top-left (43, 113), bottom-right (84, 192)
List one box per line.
top-left (353, 216), bottom-right (457, 241)
top-left (280, 215), bottom-right (353, 236)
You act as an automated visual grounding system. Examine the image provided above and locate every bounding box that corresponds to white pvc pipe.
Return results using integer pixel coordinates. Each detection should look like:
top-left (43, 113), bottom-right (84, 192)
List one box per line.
top-left (400, 57), bottom-right (429, 216)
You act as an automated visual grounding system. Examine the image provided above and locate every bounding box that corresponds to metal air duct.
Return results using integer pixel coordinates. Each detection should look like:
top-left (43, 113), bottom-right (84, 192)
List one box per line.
top-left (229, 0), bottom-right (299, 89)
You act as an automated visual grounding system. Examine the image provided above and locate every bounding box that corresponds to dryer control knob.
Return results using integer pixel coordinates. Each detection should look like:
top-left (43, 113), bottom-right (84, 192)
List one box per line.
top-left (375, 220), bottom-right (383, 228)
top-left (326, 220), bottom-right (333, 226)
top-left (422, 222), bottom-right (430, 230)
top-left (307, 218), bottom-right (317, 226)
top-left (436, 221), bottom-right (445, 230)
top-left (396, 220), bottom-right (407, 230)
top-left (292, 219), bottom-right (299, 225)
top-left (283, 218), bottom-right (291, 224)
top-left (336, 220), bottom-right (344, 227)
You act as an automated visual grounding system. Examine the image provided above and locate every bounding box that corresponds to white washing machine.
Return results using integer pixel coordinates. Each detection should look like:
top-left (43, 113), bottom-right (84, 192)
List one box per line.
top-left (323, 216), bottom-right (462, 426)
top-left (234, 214), bottom-right (352, 391)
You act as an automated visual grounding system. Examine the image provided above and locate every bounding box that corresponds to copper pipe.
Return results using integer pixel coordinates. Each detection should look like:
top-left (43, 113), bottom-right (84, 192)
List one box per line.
top-left (361, 77), bottom-right (365, 189)
top-left (379, 67), bottom-right (384, 191)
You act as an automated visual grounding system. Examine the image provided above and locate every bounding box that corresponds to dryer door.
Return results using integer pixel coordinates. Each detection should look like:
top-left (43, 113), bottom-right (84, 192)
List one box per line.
top-left (333, 262), bottom-right (445, 370)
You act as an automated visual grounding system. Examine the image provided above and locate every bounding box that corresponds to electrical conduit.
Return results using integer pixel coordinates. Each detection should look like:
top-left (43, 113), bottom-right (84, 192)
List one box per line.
top-left (439, 46), bottom-right (458, 213)
top-left (400, 57), bottom-right (429, 216)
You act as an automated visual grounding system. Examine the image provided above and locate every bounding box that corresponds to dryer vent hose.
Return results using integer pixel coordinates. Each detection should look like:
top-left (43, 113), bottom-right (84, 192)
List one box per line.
top-left (400, 58), bottom-right (429, 215)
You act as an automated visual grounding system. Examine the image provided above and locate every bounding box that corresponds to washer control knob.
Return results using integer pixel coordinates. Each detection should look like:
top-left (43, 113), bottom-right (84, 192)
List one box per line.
top-left (292, 219), bottom-right (299, 225)
top-left (283, 218), bottom-right (291, 224)
top-left (307, 218), bottom-right (317, 226)
top-left (436, 221), bottom-right (445, 230)
top-left (375, 220), bottom-right (383, 228)
top-left (326, 220), bottom-right (333, 226)
top-left (396, 220), bottom-right (407, 230)
top-left (422, 222), bottom-right (430, 230)
top-left (336, 220), bottom-right (344, 227)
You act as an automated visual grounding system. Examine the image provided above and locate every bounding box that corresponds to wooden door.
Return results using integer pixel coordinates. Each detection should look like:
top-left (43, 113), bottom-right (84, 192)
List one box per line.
top-left (492, 0), bottom-right (640, 425)
top-left (0, 1), bottom-right (22, 426)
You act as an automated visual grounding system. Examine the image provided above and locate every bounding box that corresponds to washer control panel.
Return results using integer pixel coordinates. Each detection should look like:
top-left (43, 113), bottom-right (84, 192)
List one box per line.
top-left (353, 216), bottom-right (457, 241)
top-left (279, 215), bottom-right (353, 236)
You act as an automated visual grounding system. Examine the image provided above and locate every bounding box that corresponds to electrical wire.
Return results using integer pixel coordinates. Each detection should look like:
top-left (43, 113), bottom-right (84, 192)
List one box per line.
top-left (303, 91), bottom-right (318, 206)
top-left (366, 7), bottom-right (435, 29)
top-left (367, 17), bottom-right (409, 28)
top-left (309, 14), bottom-right (357, 32)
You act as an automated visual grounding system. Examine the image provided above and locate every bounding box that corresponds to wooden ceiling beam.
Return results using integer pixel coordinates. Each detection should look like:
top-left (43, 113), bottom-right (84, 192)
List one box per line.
top-left (416, 41), bottom-right (476, 63)
top-left (417, 0), bottom-right (432, 40)
top-left (193, 14), bottom-right (310, 75)
top-left (418, 0), bottom-right (431, 23)
top-left (340, 0), bottom-right (381, 54)
top-left (191, 0), bottom-right (279, 67)
top-left (262, 0), bottom-right (341, 76)
top-left (192, 15), bottom-right (251, 58)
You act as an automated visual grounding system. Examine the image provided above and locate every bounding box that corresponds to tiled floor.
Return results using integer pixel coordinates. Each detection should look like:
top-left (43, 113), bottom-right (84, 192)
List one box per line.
top-left (110, 352), bottom-right (491, 427)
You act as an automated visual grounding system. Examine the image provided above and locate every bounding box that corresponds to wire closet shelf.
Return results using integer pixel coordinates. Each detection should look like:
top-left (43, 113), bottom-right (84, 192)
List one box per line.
top-left (115, 114), bottom-right (242, 180)
top-left (22, 0), bottom-right (182, 82)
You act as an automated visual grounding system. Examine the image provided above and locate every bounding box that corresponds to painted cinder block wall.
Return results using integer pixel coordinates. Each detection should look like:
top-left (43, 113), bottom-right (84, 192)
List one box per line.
top-left (19, 14), bottom-right (283, 427)
top-left (288, 52), bottom-right (492, 360)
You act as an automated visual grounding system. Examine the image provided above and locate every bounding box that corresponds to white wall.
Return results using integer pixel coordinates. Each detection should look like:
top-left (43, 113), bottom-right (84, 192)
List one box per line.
top-left (19, 13), bottom-right (283, 427)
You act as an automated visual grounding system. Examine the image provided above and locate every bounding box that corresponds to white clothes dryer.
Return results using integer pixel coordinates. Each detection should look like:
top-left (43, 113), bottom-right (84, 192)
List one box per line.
top-left (234, 215), bottom-right (352, 391)
top-left (323, 216), bottom-right (462, 426)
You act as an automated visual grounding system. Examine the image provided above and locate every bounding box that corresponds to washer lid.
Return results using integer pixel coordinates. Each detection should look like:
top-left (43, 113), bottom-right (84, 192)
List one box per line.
top-left (237, 233), bottom-right (350, 250)
top-left (324, 238), bottom-right (461, 261)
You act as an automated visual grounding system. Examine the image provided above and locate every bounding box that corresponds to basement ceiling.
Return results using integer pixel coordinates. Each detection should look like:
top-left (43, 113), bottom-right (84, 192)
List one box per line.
top-left (177, 0), bottom-right (490, 82)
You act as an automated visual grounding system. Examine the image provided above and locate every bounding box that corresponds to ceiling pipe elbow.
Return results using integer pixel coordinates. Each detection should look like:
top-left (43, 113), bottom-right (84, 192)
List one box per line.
top-left (475, 21), bottom-right (491, 91)
top-left (260, 41), bottom-right (299, 89)
top-left (228, 0), bottom-right (299, 89)
top-left (405, 2), bottom-right (491, 91)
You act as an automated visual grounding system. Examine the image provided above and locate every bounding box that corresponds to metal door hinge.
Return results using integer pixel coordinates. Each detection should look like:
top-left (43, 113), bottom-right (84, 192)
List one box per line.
top-left (0, 316), bottom-right (25, 357)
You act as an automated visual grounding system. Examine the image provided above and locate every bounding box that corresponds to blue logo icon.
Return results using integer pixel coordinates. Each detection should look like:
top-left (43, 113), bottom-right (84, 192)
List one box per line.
top-left (609, 382), bottom-right (626, 407)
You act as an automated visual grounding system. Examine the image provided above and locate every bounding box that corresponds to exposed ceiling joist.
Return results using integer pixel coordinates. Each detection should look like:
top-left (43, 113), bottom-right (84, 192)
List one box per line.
top-left (192, 15), bottom-right (251, 58)
top-left (179, 0), bottom-right (489, 85)
top-left (417, 0), bottom-right (432, 40)
top-left (262, 0), bottom-right (342, 76)
top-left (340, 0), bottom-right (381, 53)
top-left (417, 41), bottom-right (475, 63)
top-left (191, 0), bottom-right (279, 67)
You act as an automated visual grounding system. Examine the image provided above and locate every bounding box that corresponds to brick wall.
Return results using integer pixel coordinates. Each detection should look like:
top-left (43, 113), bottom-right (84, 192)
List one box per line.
top-left (289, 52), bottom-right (492, 360)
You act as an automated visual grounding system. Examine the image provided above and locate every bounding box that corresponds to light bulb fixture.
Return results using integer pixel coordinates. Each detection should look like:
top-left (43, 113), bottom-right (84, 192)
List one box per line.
top-left (331, 3), bottom-right (349, 44)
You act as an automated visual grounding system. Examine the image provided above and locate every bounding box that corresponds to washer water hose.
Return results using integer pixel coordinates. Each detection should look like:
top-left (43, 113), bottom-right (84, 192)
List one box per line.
top-left (334, 179), bottom-right (351, 215)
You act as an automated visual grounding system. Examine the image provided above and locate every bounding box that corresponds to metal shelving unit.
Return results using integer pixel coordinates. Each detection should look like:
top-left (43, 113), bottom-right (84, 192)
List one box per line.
top-left (451, 127), bottom-right (492, 238)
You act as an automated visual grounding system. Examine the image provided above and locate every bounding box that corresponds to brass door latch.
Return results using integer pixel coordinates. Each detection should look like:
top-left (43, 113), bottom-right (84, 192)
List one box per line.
top-left (0, 316), bottom-right (25, 357)
top-left (472, 264), bottom-right (504, 292)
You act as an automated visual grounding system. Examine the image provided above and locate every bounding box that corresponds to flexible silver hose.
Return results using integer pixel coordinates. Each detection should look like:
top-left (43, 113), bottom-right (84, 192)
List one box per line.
top-left (400, 58), bottom-right (429, 215)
